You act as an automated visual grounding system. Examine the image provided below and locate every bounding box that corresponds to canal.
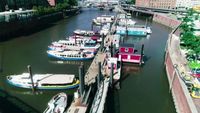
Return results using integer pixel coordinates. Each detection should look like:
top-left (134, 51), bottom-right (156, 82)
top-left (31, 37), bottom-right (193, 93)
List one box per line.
top-left (0, 8), bottom-right (176, 113)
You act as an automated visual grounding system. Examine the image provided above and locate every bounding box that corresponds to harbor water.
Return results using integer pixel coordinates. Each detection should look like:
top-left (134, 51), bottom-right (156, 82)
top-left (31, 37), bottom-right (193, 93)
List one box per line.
top-left (0, 8), bottom-right (175, 113)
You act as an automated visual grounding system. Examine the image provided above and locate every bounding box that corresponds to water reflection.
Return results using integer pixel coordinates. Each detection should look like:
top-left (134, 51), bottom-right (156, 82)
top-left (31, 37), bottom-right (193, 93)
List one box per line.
top-left (48, 59), bottom-right (92, 66)
top-left (122, 64), bottom-right (142, 75)
top-left (0, 88), bottom-right (40, 113)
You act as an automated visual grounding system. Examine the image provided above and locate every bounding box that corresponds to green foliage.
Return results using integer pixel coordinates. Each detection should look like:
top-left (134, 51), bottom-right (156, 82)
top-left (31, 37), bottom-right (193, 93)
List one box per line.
top-left (189, 60), bottom-right (200, 69)
top-left (180, 8), bottom-right (200, 62)
top-left (64, 0), bottom-right (78, 7)
top-left (32, 1), bottom-right (73, 16)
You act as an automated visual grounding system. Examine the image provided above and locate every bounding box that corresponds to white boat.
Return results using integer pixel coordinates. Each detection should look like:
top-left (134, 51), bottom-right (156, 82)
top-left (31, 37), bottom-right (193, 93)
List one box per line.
top-left (68, 35), bottom-right (102, 43)
top-left (44, 93), bottom-right (67, 113)
top-left (7, 73), bottom-right (80, 90)
top-left (93, 15), bottom-right (114, 25)
top-left (118, 19), bottom-right (136, 27)
top-left (73, 29), bottom-right (96, 36)
top-left (146, 27), bottom-right (152, 34)
top-left (106, 57), bottom-right (121, 81)
top-left (47, 50), bottom-right (95, 61)
top-left (118, 13), bottom-right (126, 19)
top-left (126, 13), bottom-right (132, 19)
top-left (100, 23), bottom-right (111, 35)
top-left (48, 39), bottom-right (100, 51)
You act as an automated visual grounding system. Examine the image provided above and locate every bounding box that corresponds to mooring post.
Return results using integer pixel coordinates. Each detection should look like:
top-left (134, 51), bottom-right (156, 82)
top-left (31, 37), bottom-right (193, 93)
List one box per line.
top-left (110, 42), bottom-right (113, 57)
top-left (91, 22), bottom-right (94, 31)
top-left (97, 62), bottom-right (101, 88)
top-left (101, 34), bottom-right (105, 51)
top-left (0, 52), bottom-right (2, 73)
top-left (110, 63), bottom-right (114, 87)
top-left (169, 64), bottom-right (178, 93)
top-left (27, 65), bottom-right (35, 92)
top-left (145, 18), bottom-right (148, 28)
top-left (112, 44), bottom-right (116, 57)
top-left (140, 44), bottom-right (144, 65)
top-left (79, 65), bottom-right (84, 98)
top-left (136, 12), bottom-right (138, 17)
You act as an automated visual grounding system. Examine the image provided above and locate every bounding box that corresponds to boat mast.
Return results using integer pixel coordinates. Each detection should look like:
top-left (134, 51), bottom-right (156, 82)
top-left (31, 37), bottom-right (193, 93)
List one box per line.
top-left (27, 65), bottom-right (35, 92)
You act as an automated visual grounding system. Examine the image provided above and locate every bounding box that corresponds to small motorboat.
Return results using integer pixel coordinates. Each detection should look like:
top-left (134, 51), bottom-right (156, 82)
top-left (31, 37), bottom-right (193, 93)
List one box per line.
top-left (44, 92), bottom-right (67, 113)
top-left (74, 29), bottom-right (95, 36)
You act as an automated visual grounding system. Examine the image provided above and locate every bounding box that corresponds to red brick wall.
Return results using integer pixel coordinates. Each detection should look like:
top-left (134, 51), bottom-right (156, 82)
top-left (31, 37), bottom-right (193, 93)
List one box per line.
top-left (153, 14), bottom-right (181, 28)
top-left (165, 51), bottom-right (192, 113)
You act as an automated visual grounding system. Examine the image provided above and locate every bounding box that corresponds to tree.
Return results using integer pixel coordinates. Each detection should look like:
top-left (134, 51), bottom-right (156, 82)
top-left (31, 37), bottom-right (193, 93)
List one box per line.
top-left (64, 0), bottom-right (77, 6)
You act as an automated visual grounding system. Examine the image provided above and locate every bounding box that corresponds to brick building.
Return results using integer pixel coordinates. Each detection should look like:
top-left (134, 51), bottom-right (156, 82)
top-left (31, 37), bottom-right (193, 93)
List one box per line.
top-left (136, 0), bottom-right (176, 9)
top-left (136, 0), bottom-right (200, 9)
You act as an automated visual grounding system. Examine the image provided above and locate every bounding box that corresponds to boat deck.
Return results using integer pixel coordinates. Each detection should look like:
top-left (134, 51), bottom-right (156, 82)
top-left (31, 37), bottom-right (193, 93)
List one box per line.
top-left (90, 78), bottom-right (110, 113)
top-left (38, 74), bottom-right (75, 84)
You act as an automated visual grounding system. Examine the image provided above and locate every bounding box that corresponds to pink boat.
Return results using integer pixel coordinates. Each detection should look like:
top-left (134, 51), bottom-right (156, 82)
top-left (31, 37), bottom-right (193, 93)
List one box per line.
top-left (117, 44), bottom-right (144, 65)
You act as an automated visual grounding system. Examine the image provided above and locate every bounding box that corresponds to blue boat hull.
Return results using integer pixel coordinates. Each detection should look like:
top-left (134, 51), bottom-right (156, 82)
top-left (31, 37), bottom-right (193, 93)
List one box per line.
top-left (116, 30), bottom-right (147, 36)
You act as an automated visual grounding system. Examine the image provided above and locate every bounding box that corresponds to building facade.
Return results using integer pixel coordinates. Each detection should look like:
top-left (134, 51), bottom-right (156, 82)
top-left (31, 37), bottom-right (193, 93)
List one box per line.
top-left (175, 0), bottom-right (191, 8)
top-left (136, 0), bottom-right (177, 9)
top-left (191, 0), bottom-right (200, 7)
top-left (136, 0), bottom-right (200, 9)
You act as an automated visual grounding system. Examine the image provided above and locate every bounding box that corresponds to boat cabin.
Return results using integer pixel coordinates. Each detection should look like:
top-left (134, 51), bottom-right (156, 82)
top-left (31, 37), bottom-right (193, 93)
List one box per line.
top-left (107, 57), bottom-right (118, 70)
top-left (118, 44), bottom-right (143, 64)
top-left (113, 35), bottom-right (120, 49)
top-left (119, 44), bottom-right (135, 54)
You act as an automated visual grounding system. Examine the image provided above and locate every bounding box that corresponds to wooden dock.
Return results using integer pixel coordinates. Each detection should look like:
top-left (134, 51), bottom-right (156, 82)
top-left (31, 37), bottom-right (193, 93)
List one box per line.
top-left (84, 51), bottom-right (106, 85)
top-left (84, 13), bottom-right (117, 86)
top-left (67, 10), bottom-right (120, 113)
top-left (84, 31), bottom-right (115, 85)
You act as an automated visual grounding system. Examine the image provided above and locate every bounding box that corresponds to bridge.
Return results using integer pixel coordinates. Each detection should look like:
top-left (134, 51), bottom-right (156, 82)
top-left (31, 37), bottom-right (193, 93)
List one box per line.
top-left (122, 7), bottom-right (154, 15)
top-left (121, 4), bottom-right (187, 14)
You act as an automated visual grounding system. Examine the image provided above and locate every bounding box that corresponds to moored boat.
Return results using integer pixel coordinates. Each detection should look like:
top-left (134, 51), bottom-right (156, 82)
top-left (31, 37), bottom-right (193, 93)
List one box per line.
top-left (73, 29), bottom-right (96, 36)
top-left (118, 19), bottom-right (136, 27)
top-left (117, 44), bottom-right (144, 65)
top-left (48, 39), bottom-right (100, 51)
top-left (7, 73), bottom-right (80, 90)
top-left (47, 50), bottom-right (95, 61)
top-left (44, 92), bottom-right (67, 113)
top-left (106, 57), bottom-right (121, 82)
top-left (93, 15), bottom-right (114, 25)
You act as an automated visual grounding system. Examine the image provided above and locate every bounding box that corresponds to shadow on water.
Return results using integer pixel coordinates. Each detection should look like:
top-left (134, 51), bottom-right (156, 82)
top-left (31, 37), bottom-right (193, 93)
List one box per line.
top-left (0, 88), bottom-right (40, 113)
top-left (142, 55), bottom-right (151, 66)
top-left (105, 88), bottom-right (121, 113)
top-left (0, 45), bottom-right (5, 73)
top-left (122, 64), bottom-right (142, 74)
top-left (0, 23), bottom-right (56, 42)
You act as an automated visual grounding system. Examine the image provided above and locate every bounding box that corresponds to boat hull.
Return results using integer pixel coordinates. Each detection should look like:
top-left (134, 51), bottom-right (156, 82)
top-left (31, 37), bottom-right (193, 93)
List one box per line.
top-left (116, 30), bottom-right (147, 36)
top-left (47, 52), bottom-right (94, 61)
top-left (7, 79), bottom-right (80, 90)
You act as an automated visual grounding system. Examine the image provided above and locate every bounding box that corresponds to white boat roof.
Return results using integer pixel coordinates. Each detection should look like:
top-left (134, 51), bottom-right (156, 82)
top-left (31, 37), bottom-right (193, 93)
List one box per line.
top-left (38, 74), bottom-right (75, 84)
top-left (67, 106), bottom-right (87, 113)
top-left (108, 57), bottom-right (118, 64)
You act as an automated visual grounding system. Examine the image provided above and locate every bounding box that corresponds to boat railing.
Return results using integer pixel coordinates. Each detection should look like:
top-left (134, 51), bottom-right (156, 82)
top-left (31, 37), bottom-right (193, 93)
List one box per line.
top-left (89, 80), bottom-right (105, 113)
